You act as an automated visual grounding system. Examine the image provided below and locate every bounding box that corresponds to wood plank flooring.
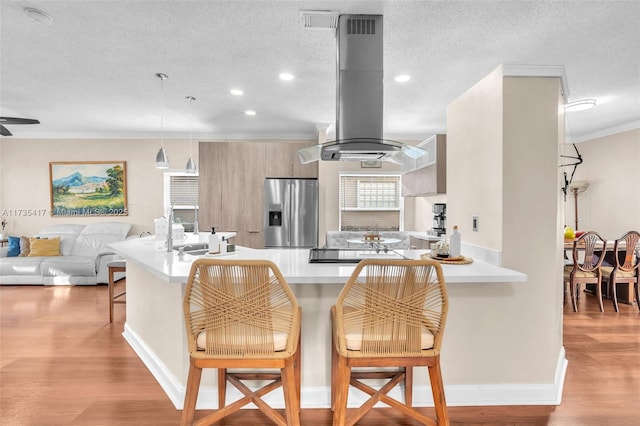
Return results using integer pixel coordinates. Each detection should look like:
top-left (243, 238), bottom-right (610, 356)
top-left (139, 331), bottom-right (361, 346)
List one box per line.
top-left (1, 283), bottom-right (638, 425)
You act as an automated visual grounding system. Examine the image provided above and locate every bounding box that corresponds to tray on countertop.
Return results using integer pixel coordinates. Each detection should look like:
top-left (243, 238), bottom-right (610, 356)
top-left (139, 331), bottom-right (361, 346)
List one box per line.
top-left (420, 253), bottom-right (474, 264)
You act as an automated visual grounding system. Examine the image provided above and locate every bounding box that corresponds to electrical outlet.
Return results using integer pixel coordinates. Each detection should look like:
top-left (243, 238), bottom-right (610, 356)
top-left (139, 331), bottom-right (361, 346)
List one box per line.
top-left (472, 215), bottom-right (479, 232)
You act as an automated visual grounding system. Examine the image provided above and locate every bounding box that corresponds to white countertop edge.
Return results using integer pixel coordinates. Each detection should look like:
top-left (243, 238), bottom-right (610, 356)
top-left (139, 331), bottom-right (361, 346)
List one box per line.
top-left (109, 237), bottom-right (527, 285)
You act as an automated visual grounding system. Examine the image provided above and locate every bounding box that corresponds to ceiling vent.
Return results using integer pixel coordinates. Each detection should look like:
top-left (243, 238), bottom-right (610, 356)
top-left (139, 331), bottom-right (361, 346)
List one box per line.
top-left (299, 10), bottom-right (339, 29)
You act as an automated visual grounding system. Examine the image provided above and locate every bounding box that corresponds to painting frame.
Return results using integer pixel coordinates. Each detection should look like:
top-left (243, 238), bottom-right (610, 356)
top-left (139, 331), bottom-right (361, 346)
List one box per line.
top-left (49, 161), bottom-right (128, 217)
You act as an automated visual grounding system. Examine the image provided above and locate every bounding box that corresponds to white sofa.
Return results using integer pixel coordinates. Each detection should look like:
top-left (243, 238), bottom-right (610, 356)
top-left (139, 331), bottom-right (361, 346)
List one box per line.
top-left (0, 222), bottom-right (131, 285)
top-left (325, 231), bottom-right (410, 249)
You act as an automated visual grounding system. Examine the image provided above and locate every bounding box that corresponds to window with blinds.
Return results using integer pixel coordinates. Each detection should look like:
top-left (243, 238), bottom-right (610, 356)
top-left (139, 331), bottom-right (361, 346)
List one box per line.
top-left (163, 172), bottom-right (199, 232)
top-left (339, 173), bottom-right (403, 231)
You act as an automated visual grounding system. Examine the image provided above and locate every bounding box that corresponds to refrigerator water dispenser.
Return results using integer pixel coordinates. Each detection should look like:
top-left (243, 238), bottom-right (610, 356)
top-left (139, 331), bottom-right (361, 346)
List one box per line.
top-left (269, 211), bottom-right (282, 227)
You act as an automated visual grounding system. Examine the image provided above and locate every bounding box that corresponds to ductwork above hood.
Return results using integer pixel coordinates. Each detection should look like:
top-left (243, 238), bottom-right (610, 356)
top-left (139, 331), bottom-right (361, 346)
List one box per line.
top-left (298, 14), bottom-right (427, 164)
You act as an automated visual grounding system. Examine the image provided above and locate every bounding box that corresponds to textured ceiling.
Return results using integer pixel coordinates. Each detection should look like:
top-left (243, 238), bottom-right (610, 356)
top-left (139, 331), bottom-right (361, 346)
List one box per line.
top-left (1, 1), bottom-right (639, 142)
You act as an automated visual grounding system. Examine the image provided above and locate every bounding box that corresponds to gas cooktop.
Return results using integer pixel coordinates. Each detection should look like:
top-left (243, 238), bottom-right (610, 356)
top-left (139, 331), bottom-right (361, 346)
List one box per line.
top-left (308, 247), bottom-right (407, 264)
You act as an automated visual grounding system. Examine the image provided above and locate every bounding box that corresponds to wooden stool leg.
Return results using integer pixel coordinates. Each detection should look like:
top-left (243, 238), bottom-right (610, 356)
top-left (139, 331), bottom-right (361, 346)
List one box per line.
top-left (217, 368), bottom-right (227, 408)
top-left (108, 267), bottom-right (115, 323)
top-left (404, 366), bottom-right (413, 407)
top-left (428, 356), bottom-right (449, 426)
top-left (282, 356), bottom-right (301, 426)
top-left (332, 355), bottom-right (350, 426)
top-left (181, 359), bottom-right (203, 426)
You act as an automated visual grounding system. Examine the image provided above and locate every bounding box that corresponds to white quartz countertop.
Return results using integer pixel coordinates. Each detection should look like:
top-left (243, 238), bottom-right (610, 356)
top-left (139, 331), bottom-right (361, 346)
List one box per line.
top-left (407, 231), bottom-right (446, 241)
top-left (109, 234), bottom-right (527, 285)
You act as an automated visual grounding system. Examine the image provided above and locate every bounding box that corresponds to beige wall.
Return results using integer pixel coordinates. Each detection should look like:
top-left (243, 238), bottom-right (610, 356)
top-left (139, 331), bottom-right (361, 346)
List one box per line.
top-left (0, 138), bottom-right (196, 237)
top-left (563, 128), bottom-right (640, 238)
top-left (447, 66), bottom-right (504, 249)
top-left (443, 67), bottom-right (564, 385)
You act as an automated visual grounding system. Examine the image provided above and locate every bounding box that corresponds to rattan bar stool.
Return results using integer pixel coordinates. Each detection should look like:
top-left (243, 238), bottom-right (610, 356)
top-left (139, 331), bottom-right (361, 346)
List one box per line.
top-left (107, 260), bottom-right (126, 322)
top-left (331, 258), bottom-right (449, 426)
top-left (181, 259), bottom-right (301, 426)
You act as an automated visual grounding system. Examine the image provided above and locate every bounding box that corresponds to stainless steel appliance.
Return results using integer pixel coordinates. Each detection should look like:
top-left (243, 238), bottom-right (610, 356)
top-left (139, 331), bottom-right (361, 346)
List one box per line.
top-left (264, 178), bottom-right (318, 248)
top-left (430, 203), bottom-right (447, 236)
top-left (308, 248), bottom-right (406, 264)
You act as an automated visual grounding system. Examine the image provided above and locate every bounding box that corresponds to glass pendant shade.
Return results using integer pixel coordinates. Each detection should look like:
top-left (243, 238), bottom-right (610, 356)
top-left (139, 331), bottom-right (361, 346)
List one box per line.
top-left (156, 146), bottom-right (169, 169)
top-left (185, 157), bottom-right (197, 174)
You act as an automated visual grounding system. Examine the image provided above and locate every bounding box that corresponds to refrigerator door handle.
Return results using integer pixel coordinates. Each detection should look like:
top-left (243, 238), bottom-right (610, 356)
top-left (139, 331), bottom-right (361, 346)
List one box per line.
top-left (284, 180), bottom-right (292, 245)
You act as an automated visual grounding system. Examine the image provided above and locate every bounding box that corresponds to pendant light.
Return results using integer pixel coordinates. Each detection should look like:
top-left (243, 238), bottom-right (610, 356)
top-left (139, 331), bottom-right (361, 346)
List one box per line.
top-left (185, 95), bottom-right (197, 174)
top-left (155, 73), bottom-right (169, 169)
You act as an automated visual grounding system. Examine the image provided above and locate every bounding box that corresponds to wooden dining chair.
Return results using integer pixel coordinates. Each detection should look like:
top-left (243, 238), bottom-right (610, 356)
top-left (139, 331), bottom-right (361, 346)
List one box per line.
top-left (331, 259), bottom-right (449, 426)
top-left (601, 231), bottom-right (640, 312)
top-left (564, 231), bottom-right (607, 312)
top-left (181, 259), bottom-right (302, 426)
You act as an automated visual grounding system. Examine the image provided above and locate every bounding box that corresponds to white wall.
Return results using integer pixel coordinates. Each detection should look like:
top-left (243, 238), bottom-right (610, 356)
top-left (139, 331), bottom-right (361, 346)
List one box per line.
top-left (563, 128), bottom-right (640, 238)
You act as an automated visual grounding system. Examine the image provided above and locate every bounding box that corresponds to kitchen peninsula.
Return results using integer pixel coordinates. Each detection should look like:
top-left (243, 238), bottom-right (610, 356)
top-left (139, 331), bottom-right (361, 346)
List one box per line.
top-left (109, 234), bottom-right (531, 410)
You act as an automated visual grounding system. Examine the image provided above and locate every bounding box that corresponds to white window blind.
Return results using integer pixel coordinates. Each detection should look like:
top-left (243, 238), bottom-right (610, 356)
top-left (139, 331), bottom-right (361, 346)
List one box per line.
top-left (339, 173), bottom-right (402, 231)
top-left (163, 172), bottom-right (199, 232)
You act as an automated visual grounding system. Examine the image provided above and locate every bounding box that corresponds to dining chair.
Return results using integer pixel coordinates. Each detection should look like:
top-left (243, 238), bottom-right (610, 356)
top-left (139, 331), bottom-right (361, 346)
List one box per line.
top-left (564, 231), bottom-right (607, 312)
top-left (331, 259), bottom-right (449, 426)
top-left (601, 231), bottom-right (640, 312)
top-left (181, 259), bottom-right (302, 426)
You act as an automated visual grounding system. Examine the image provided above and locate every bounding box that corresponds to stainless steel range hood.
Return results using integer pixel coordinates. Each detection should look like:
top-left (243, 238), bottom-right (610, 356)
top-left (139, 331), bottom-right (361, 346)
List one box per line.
top-left (298, 14), bottom-right (426, 164)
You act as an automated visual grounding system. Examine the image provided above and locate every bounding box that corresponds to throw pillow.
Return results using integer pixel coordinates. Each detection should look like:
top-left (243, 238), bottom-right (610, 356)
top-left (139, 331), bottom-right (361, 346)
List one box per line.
top-left (28, 237), bottom-right (61, 257)
top-left (7, 236), bottom-right (21, 257)
top-left (18, 236), bottom-right (31, 256)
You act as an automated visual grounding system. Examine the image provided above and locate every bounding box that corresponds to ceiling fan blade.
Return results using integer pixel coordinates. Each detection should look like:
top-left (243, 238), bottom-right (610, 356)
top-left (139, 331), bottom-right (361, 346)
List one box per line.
top-left (0, 124), bottom-right (13, 136)
top-left (0, 117), bottom-right (40, 125)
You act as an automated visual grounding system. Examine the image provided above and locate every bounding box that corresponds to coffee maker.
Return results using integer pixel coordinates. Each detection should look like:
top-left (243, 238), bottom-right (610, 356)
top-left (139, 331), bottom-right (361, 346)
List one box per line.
top-left (430, 203), bottom-right (446, 236)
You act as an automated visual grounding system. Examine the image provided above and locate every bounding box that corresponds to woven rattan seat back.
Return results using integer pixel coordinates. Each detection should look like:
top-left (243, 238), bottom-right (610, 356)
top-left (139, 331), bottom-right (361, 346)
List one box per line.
top-left (331, 258), bottom-right (449, 426)
top-left (181, 259), bottom-right (301, 426)
top-left (335, 259), bottom-right (447, 358)
top-left (183, 258), bottom-right (299, 359)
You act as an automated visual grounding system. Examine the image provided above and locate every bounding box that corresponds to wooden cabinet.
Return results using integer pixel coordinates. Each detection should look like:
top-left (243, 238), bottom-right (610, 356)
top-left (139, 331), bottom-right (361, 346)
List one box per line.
top-left (265, 141), bottom-right (318, 178)
top-left (200, 140), bottom-right (315, 248)
top-left (402, 134), bottom-right (446, 196)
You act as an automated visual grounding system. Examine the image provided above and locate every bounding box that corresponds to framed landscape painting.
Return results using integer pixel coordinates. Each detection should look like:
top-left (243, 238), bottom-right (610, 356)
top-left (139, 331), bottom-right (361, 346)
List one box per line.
top-left (49, 161), bottom-right (128, 217)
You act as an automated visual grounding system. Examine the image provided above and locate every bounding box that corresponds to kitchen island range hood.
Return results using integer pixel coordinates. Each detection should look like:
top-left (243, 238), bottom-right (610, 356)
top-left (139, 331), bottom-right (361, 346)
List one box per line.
top-left (298, 14), bottom-right (427, 164)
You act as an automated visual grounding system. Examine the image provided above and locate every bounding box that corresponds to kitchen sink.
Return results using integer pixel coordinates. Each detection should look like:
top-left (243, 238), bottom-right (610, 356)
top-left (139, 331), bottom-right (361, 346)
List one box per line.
top-left (173, 243), bottom-right (209, 255)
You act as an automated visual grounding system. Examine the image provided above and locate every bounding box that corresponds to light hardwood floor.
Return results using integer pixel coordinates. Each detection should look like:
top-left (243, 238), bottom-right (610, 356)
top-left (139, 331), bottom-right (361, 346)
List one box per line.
top-left (1, 282), bottom-right (638, 425)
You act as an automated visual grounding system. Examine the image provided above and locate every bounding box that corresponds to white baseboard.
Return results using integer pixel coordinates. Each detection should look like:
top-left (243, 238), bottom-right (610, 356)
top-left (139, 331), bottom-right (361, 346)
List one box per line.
top-left (124, 324), bottom-right (568, 409)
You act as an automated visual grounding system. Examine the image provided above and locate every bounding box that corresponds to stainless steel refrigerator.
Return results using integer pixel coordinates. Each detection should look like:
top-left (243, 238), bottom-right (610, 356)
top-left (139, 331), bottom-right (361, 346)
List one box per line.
top-left (264, 178), bottom-right (318, 248)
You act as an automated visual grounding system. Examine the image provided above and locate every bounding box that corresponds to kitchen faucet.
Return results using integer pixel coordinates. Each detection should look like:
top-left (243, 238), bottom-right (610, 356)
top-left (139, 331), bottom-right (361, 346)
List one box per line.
top-left (166, 206), bottom-right (174, 252)
top-left (192, 201), bottom-right (199, 235)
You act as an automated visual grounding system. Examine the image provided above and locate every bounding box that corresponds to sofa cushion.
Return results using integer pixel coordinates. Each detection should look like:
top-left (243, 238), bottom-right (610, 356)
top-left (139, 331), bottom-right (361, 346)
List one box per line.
top-left (0, 256), bottom-right (45, 276)
top-left (19, 236), bottom-right (30, 256)
top-left (40, 256), bottom-right (97, 277)
top-left (70, 222), bottom-right (131, 256)
top-left (36, 224), bottom-right (85, 256)
top-left (7, 236), bottom-right (21, 257)
top-left (29, 237), bottom-right (61, 257)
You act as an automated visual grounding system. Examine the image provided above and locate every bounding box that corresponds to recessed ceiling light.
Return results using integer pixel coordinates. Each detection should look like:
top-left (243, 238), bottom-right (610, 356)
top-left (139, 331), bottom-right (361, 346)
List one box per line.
top-left (245, 110), bottom-right (256, 116)
top-left (230, 89), bottom-right (244, 96)
top-left (394, 74), bottom-right (411, 83)
top-left (279, 73), bottom-right (295, 81)
top-left (565, 99), bottom-right (597, 112)
top-left (23, 7), bottom-right (53, 25)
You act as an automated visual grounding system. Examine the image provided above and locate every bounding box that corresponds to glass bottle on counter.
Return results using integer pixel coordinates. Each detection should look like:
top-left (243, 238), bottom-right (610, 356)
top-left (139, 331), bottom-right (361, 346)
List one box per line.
top-left (449, 226), bottom-right (461, 258)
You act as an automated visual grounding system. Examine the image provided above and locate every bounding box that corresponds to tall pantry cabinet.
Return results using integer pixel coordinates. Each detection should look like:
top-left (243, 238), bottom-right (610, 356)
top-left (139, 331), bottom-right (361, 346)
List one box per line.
top-left (199, 141), bottom-right (317, 248)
